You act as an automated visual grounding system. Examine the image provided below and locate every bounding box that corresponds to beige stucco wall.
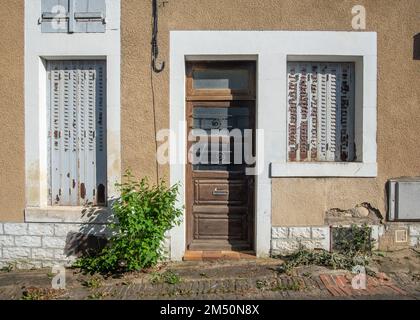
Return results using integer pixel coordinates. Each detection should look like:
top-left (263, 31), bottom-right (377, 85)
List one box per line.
top-left (0, 0), bottom-right (419, 224)
top-left (121, 0), bottom-right (420, 226)
top-left (271, 0), bottom-right (420, 226)
top-left (0, 0), bottom-right (25, 222)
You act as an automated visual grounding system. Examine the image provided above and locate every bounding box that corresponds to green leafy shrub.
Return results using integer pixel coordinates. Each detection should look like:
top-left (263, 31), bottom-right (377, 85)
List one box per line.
top-left (332, 224), bottom-right (374, 255)
top-left (75, 170), bottom-right (183, 274)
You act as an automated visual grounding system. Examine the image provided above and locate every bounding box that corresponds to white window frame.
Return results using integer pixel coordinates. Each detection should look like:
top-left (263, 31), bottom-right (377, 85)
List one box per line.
top-left (24, 0), bottom-right (121, 223)
top-left (170, 31), bottom-right (377, 260)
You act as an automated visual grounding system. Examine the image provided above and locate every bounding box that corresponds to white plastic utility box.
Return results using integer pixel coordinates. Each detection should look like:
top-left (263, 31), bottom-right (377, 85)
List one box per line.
top-left (388, 177), bottom-right (420, 221)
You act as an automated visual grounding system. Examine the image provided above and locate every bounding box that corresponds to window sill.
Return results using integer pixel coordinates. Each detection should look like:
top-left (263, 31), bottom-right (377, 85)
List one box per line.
top-left (270, 162), bottom-right (377, 178)
top-left (25, 206), bottom-right (113, 224)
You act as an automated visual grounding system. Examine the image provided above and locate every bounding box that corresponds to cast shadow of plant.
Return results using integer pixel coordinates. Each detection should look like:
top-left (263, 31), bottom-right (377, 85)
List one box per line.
top-left (62, 200), bottom-right (117, 268)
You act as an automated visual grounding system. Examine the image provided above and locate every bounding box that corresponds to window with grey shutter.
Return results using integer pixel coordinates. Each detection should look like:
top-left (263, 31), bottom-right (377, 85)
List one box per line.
top-left (40, 0), bottom-right (106, 33)
top-left (47, 60), bottom-right (107, 206)
top-left (287, 62), bottom-right (355, 162)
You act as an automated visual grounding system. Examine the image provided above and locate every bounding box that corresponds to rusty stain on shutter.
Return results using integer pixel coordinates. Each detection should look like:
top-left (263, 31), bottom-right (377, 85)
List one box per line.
top-left (287, 67), bottom-right (298, 161)
top-left (310, 65), bottom-right (318, 160)
top-left (287, 62), bottom-right (355, 162)
top-left (298, 66), bottom-right (308, 161)
top-left (47, 60), bottom-right (107, 206)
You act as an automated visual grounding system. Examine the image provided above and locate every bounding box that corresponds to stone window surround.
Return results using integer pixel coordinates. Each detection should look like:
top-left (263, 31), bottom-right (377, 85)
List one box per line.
top-left (169, 31), bottom-right (377, 260)
top-left (24, 0), bottom-right (121, 223)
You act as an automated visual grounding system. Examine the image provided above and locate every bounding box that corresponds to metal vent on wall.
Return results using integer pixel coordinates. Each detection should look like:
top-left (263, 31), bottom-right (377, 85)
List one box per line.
top-left (40, 0), bottom-right (106, 33)
top-left (388, 177), bottom-right (420, 221)
top-left (287, 62), bottom-right (355, 162)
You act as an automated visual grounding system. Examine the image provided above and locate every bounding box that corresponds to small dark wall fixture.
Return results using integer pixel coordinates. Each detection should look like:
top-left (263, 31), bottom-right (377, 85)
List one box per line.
top-left (414, 33), bottom-right (420, 60)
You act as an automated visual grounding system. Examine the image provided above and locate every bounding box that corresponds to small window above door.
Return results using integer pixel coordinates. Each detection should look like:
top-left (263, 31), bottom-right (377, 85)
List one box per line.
top-left (186, 61), bottom-right (255, 100)
top-left (193, 69), bottom-right (249, 90)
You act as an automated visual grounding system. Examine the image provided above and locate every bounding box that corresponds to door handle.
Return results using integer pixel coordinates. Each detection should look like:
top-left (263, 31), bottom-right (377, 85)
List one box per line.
top-left (213, 188), bottom-right (228, 196)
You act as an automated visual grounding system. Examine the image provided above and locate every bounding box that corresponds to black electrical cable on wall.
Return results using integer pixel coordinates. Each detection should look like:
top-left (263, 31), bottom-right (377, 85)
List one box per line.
top-left (152, 0), bottom-right (165, 73)
top-left (150, 0), bottom-right (165, 184)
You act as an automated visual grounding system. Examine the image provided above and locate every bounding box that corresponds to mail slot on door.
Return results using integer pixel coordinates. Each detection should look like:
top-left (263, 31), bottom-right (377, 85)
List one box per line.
top-left (194, 180), bottom-right (248, 204)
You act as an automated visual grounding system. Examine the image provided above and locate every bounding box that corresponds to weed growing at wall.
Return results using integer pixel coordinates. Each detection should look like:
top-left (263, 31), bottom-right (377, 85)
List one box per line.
top-left (75, 170), bottom-right (183, 274)
top-left (332, 224), bottom-right (374, 255)
top-left (150, 270), bottom-right (181, 285)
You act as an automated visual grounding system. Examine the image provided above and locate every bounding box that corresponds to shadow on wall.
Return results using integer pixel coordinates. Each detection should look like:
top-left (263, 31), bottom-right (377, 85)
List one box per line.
top-left (63, 203), bottom-right (116, 258)
top-left (414, 33), bottom-right (420, 60)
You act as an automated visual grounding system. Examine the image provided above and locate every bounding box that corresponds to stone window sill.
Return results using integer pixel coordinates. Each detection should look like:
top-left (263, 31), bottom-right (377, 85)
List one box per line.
top-left (270, 162), bottom-right (377, 178)
top-left (25, 206), bottom-right (113, 224)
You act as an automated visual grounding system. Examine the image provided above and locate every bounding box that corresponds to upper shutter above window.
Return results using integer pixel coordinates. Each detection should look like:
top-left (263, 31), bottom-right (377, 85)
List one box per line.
top-left (72, 0), bottom-right (106, 33)
top-left (287, 62), bottom-right (355, 162)
top-left (40, 0), bottom-right (69, 33)
top-left (40, 0), bottom-right (106, 33)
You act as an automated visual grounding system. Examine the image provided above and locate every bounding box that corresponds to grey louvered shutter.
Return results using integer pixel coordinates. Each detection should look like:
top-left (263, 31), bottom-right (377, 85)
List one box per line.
top-left (72, 0), bottom-right (106, 33)
top-left (41, 0), bottom-right (69, 33)
top-left (48, 60), bottom-right (107, 206)
top-left (41, 0), bottom-right (106, 33)
top-left (287, 62), bottom-right (355, 162)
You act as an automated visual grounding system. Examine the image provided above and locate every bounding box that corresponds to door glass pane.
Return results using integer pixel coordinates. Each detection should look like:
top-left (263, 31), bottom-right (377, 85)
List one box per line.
top-left (193, 69), bottom-right (249, 90)
top-left (191, 107), bottom-right (250, 171)
top-left (192, 107), bottom-right (249, 134)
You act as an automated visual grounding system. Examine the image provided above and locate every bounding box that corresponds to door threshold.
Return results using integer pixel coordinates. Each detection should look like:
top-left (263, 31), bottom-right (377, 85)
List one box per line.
top-left (183, 250), bottom-right (256, 261)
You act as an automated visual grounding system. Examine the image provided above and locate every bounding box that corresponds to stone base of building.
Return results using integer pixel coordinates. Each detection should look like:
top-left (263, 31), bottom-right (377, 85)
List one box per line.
top-left (271, 223), bottom-right (420, 256)
top-left (0, 222), bottom-right (109, 269)
top-left (0, 222), bottom-right (170, 269)
top-left (1, 220), bottom-right (418, 269)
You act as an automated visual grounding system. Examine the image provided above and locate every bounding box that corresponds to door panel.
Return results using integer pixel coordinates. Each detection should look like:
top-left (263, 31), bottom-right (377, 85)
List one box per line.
top-left (186, 61), bottom-right (256, 251)
top-left (194, 213), bottom-right (247, 239)
top-left (194, 179), bottom-right (247, 205)
top-left (186, 98), bottom-right (255, 251)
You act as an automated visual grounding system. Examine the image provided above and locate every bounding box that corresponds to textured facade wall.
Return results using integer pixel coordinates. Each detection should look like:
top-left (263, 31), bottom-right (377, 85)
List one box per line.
top-left (0, 0), bottom-right (25, 221)
top-left (0, 0), bottom-right (419, 230)
top-left (121, 0), bottom-right (420, 227)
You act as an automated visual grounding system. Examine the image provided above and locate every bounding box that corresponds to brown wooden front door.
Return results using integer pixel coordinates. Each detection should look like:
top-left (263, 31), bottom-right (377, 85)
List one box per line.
top-left (186, 61), bottom-right (256, 251)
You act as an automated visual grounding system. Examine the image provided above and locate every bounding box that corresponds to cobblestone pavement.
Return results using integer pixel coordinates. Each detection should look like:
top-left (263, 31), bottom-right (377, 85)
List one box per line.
top-left (0, 257), bottom-right (419, 300)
